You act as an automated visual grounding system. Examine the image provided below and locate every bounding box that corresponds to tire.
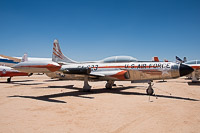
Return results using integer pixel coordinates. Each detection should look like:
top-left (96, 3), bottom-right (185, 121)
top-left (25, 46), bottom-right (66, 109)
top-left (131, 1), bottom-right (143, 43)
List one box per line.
top-left (105, 83), bottom-right (112, 89)
top-left (146, 88), bottom-right (154, 95)
top-left (7, 78), bottom-right (11, 83)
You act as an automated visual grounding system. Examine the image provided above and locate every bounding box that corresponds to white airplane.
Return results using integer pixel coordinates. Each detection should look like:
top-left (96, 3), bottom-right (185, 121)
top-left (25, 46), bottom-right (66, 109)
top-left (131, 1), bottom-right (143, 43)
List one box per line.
top-left (12, 53), bottom-right (61, 74)
top-left (0, 54), bottom-right (52, 68)
top-left (0, 54), bottom-right (52, 82)
top-left (0, 65), bottom-right (32, 82)
top-left (0, 55), bottom-right (21, 67)
top-left (0, 55), bottom-right (34, 82)
top-left (13, 40), bottom-right (194, 95)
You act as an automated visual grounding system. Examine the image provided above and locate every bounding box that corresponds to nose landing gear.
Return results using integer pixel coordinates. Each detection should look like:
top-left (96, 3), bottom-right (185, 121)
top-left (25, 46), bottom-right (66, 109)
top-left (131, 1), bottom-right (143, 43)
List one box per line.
top-left (146, 81), bottom-right (154, 95)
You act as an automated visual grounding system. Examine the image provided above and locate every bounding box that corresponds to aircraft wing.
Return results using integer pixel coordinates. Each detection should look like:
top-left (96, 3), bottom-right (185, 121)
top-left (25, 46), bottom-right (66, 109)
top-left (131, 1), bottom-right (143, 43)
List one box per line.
top-left (90, 72), bottom-right (105, 77)
top-left (0, 55), bottom-right (21, 67)
top-left (60, 67), bottom-right (168, 81)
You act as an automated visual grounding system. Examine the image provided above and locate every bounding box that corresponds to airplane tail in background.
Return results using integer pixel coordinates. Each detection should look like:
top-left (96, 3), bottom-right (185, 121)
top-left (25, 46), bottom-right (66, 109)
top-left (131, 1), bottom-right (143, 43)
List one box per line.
top-left (164, 59), bottom-right (168, 62)
top-left (21, 53), bottom-right (28, 62)
top-left (152, 56), bottom-right (168, 62)
top-left (183, 57), bottom-right (187, 63)
top-left (176, 56), bottom-right (183, 63)
top-left (152, 56), bottom-right (159, 62)
top-left (52, 39), bottom-right (77, 64)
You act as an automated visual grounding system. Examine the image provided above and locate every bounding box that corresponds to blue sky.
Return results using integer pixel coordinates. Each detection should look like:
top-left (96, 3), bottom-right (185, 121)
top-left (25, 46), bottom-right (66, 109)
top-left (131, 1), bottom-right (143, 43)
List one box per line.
top-left (0, 0), bottom-right (199, 61)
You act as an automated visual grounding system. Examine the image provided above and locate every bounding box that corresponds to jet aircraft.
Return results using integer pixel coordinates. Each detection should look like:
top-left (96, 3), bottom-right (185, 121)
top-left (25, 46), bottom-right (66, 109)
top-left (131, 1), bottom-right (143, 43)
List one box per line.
top-left (0, 55), bottom-right (33, 82)
top-left (0, 54), bottom-right (51, 67)
top-left (13, 54), bottom-right (61, 74)
top-left (0, 53), bottom-right (53, 82)
top-left (0, 55), bottom-right (21, 67)
top-left (24, 40), bottom-right (195, 95)
top-left (12, 40), bottom-right (194, 95)
top-left (0, 65), bottom-right (31, 82)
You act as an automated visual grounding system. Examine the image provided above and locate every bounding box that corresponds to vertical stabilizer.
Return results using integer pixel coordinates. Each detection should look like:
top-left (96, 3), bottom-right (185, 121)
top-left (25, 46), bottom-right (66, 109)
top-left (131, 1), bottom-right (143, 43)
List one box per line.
top-left (152, 56), bottom-right (159, 62)
top-left (164, 59), bottom-right (168, 62)
top-left (176, 56), bottom-right (183, 63)
top-left (21, 53), bottom-right (28, 62)
top-left (183, 57), bottom-right (187, 63)
top-left (52, 39), bottom-right (77, 63)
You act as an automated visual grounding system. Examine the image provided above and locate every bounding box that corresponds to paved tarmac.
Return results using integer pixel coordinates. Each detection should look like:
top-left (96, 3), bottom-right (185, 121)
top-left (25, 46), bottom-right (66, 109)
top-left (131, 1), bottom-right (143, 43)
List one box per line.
top-left (0, 75), bottom-right (200, 133)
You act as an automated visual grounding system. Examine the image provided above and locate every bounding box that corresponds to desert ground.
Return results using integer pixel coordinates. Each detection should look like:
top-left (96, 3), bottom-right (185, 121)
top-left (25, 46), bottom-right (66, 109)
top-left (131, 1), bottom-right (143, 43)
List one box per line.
top-left (0, 75), bottom-right (200, 133)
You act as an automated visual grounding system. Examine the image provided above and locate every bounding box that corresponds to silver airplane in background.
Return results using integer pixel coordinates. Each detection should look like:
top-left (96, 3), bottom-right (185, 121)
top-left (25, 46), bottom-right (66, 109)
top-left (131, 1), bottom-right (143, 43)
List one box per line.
top-left (13, 40), bottom-right (194, 95)
top-left (12, 53), bottom-right (61, 74)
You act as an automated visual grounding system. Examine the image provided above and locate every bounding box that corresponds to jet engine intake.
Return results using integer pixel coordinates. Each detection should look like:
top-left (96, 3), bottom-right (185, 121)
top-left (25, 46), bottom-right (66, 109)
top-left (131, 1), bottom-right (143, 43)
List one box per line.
top-left (63, 68), bottom-right (91, 75)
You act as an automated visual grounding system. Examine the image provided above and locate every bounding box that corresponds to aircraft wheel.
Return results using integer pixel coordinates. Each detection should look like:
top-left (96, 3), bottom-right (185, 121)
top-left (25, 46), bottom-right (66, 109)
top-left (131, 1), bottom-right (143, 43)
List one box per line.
top-left (105, 83), bottom-right (112, 89)
top-left (7, 78), bottom-right (11, 83)
top-left (146, 87), bottom-right (154, 95)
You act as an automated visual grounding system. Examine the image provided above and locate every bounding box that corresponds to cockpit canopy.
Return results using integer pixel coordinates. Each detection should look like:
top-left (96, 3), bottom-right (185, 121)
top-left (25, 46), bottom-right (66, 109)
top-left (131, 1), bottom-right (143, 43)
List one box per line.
top-left (101, 56), bottom-right (138, 63)
top-left (185, 60), bottom-right (200, 65)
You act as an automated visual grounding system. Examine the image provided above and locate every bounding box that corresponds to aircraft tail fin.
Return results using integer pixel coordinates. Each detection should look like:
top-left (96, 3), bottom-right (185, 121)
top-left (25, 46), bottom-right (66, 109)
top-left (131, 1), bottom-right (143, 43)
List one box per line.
top-left (152, 56), bottom-right (159, 62)
top-left (176, 56), bottom-right (183, 63)
top-left (52, 39), bottom-right (77, 64)
top-left (164, 59), bottom-right (168, 62)
top-left (21, 53), bottom-right (28, 62)
top-left (183, 57), bottom-right (187, 63)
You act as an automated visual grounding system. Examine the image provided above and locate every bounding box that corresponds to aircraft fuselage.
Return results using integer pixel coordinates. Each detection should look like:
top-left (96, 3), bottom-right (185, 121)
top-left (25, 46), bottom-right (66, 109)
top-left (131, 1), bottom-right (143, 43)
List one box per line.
top-left (46, 62), bottom-right (192, 81)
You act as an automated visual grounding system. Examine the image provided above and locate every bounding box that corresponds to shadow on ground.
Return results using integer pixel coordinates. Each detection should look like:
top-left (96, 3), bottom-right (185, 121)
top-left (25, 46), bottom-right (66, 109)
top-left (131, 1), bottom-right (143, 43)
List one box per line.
top-left (8, 85), bottom-right (199, 103)
top-left (0, 80), bottom-right (34, 83)
top-left (188, 81), bottom-right (200, 86)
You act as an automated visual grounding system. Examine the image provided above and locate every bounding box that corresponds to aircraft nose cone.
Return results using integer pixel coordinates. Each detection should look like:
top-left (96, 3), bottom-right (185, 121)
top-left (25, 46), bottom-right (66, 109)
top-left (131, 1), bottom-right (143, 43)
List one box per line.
top-left (179, 64), bottom-right (194, 76)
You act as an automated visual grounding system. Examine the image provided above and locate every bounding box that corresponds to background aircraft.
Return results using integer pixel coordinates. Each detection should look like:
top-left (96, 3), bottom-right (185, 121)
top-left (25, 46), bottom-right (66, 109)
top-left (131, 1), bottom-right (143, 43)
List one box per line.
top-left (0, 54), bottom-right (54, 82)
top-left (12, 54), bottom-right (61, 74)
top-left (0, 65), bottom-right (31, 82)
top-left (0, 55), bottom-right (33, 82)
top-left (0, 55), bottom-right (51, 67)
top-left (0, 55), bottom-right (21, 67)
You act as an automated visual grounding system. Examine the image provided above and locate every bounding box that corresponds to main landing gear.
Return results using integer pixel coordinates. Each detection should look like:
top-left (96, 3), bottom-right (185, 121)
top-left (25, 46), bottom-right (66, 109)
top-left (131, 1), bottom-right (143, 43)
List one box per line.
top-left (82, 78), bottom-right (154, 95)
top-left (146, 81), bottom-right (154, 95)
top-left (105, 80), bottom-right (114, 89)
top-left (191, 72), bottom-right (199, 83)
top-left (7, 77), bottom-right (11, 83)
top-left (83, 76), bottom-right (91, 92)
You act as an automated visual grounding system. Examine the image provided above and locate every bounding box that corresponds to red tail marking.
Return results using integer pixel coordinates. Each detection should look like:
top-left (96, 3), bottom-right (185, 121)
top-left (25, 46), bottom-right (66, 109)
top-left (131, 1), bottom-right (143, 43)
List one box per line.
top-left (53, 52), bottom-right (64, 59)
top-left (53, 48), bottom-right (63, 58)
top-left (153, 57), bottom-right (159, 62)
